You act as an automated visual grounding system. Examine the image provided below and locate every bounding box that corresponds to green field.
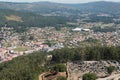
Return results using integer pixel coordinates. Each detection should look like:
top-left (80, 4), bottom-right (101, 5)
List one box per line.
top-left (14, 46), bottom-right (32, 52)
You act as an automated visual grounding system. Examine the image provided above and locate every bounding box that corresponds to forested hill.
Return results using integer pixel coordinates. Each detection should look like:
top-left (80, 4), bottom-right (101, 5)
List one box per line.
top-left (71, 1), bottom-right (120, 14)
top-left (0, 9), bottom-right (69, 27)
top-left (0, 1), bottom-right (120, 14)
top-left (0, 1), bottom-right (120, 28)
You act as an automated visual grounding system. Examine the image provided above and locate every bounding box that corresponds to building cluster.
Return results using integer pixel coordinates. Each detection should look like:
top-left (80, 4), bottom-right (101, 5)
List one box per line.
top-left (0, 25), bottom-right (120, 63)
top-left (0, 27), bottom-right (64, 63)
top-left (91, 32), bottom-right (120, 46)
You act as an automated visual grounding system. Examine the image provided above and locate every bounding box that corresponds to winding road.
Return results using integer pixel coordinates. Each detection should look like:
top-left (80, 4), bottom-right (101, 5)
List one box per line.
top-left (97, 74), bottom-right (120, 80)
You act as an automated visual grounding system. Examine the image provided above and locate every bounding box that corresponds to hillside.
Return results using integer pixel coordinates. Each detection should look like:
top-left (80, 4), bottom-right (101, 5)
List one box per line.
top-left (0, 1), bottom-right (120, 32)
top-left (0, 1), bottom-right (120, 15)
top-left (0, 2), bottom-right (75, 14)
top-left (74, 1), bottom-right (120, 14)
top-left (0, 9), bottom-right (69, 27)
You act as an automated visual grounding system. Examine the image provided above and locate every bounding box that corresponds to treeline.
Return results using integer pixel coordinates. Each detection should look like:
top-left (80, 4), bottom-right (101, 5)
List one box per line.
top-left (51, 46), bottom-right (120, 63)
top-left (92, 27), bottom-right (116, 32)
top-left (83, 15), bottom-right (115, 23)
top-left (0, 51), bottom-right (46, 80)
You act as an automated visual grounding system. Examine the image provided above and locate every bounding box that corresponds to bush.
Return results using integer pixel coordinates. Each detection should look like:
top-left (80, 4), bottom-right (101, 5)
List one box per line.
top-left (107, 66), bottom-right (115, 74)
top-left (83, 73), bottom-right (97, 80)
top-left (53, 64), bottom-right (66, 72)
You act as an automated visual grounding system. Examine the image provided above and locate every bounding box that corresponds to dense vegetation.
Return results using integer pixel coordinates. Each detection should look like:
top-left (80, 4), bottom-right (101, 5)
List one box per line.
top-left (92, 27), bottom-right (116, 32)
top-left (0, 51), bottom-right (46, 80)
top-left (52, 64), bottom-right (66, 72)
top-left (0, 9), bottom-right (69, 32)
top-left (51, 46), bottom-right (120, 63)
top-left (84, 15), bottom-right (115, 23)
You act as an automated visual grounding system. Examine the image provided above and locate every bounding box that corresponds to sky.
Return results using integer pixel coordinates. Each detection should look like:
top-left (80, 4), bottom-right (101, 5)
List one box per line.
top-left (0, 0), bottom-right (120, 3)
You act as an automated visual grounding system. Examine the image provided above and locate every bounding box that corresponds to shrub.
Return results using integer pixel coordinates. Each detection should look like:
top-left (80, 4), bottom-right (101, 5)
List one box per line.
top-left (83, 73), bottom-right (97, 80)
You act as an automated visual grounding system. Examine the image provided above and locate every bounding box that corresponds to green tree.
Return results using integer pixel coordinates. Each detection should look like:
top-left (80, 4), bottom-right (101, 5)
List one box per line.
top-left (82, 73), bottom-right (97, 80)
top-left (0, 51), bottom-right (46, 80)
top-left (53, 64), bottom-right (66, 72)
top-left (107, 66), bottom-right (115, 74)
top-left (29, 35), bottom-right (34, 40)
top-left (20, 35), bottom-right (27, 42)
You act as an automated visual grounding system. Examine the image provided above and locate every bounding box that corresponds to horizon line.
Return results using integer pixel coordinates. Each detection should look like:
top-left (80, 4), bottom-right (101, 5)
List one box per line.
top-left (0, 1), bottom-right (119, 4)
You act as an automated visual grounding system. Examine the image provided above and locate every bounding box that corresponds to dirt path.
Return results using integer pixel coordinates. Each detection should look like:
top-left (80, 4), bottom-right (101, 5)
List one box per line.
top-left (39, 73), bottom-right (46, 80)
top-left (67, 62), bottom-right (79, 80)
top-left (97, 74), bottom-right (120, 80)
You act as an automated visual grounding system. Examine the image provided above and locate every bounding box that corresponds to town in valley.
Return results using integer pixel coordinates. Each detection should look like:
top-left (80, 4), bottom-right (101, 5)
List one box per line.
top-left (0, 1), bottom-right (120, 80)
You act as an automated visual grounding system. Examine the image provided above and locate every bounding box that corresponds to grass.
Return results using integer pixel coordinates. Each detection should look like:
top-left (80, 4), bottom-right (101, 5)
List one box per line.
top-left (14, 46), bottom-right (32, 52)
top-left (5, 15), bottom-right (23, 22)
top-left (5, 43), bottom-right (11, 47)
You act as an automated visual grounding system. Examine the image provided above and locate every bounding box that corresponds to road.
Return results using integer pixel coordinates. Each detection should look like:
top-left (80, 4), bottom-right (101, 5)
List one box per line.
top-left (97, 74), bottom-right (120, 80)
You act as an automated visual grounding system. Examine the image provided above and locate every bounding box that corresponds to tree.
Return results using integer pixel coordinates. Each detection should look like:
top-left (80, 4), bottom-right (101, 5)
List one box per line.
top-left (82, 73), bottom-right (97, 80)
top-left (20, 35), bottom-right (27, 42)
top-left (0, 51), bottom-right (46, 80)
top-left (53, 64), bottom-right (66, 72)
top-left (29, 35), bottom-right (34, 40)
top-left (107, 66), bottom-right (115, 74)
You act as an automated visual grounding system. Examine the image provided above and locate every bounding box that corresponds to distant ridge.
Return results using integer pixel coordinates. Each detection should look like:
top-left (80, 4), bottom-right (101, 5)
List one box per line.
top-left (0, 1), bottom-right (120, 14)
top-left (0, 1), bottom-right (120, 32)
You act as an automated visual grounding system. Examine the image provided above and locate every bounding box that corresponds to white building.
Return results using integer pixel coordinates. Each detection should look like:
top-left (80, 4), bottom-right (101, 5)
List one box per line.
top-left (72, 28), bottom-right (82, 31)
top-left (82, 29), bottom-right (90, 32)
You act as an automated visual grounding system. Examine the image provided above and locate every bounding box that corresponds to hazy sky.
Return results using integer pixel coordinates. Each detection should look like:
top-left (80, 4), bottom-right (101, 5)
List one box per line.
top-left (0, 0), bottom-right (120, 3)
